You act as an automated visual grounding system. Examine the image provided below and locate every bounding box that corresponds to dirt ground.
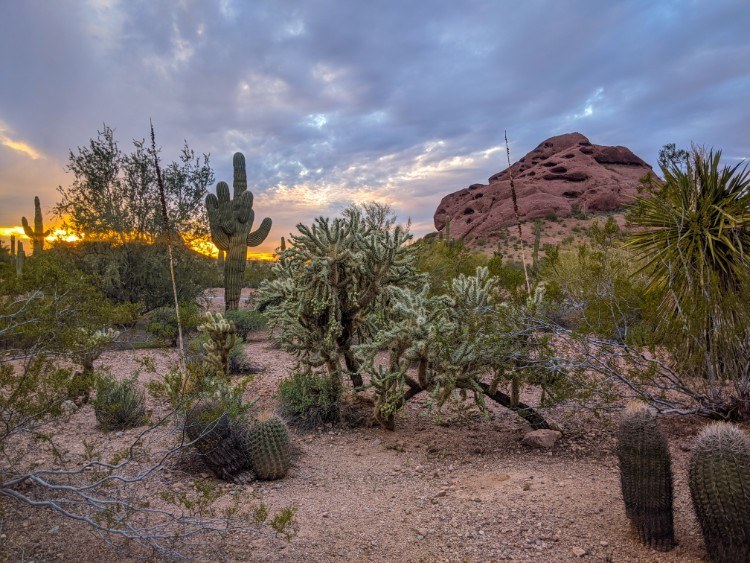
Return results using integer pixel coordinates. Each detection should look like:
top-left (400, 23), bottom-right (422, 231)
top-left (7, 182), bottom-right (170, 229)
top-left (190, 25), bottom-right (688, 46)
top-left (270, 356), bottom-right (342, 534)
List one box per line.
top-left (0, 310), bottom-right (726, 561)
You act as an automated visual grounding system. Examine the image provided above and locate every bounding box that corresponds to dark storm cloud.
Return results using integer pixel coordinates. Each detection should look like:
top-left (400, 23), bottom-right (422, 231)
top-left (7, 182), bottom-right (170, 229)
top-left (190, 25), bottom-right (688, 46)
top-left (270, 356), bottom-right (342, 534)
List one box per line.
top-left (1, 0), bottom-right (748, 248)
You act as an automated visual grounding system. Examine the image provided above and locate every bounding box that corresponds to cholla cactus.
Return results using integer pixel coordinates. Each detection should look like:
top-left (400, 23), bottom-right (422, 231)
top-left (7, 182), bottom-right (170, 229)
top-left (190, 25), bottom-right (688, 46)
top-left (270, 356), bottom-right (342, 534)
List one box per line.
top-left (689, 423), bottom-right (750, 563)
top-left (258, 209), bottom-right (420, 403)
top-left (22, 196), bottom-right (52, 253)
top-left (73, 327), bottom-right (120, 373)
top-left (205, 153), bottom-right (272, 311)
top-left (198, 311), bottom-right (237, 377)
top-left (616, 402), bottom-right (675, 551)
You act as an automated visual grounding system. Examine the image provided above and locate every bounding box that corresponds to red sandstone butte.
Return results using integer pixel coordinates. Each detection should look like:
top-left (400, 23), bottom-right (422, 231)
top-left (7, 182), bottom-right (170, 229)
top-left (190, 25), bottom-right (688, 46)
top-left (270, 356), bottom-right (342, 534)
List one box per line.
top-left (433, 132), bottom-right (655, 240)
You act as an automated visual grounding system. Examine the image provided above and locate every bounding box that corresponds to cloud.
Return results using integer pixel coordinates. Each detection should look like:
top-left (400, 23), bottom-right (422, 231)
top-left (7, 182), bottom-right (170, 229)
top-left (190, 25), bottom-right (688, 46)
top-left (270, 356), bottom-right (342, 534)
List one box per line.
top-left (0, 0), bottom-right (749, 252)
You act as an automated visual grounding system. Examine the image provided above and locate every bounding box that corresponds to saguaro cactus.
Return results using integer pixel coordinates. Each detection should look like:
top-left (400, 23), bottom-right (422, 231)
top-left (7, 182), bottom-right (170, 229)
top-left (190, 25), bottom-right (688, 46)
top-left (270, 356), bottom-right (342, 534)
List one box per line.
top-left (10, 234), bottom-right (16, 257)
top-left (689, 423), bottom-right (750, 563)
top-left (22, 196), bottom-right (51, 253)
top-left (616, 402), bottom-right (675, 551)
top-left (206, 153), bottom-right (272, 311)
top-left (15, 241), bottom-right (25, 276)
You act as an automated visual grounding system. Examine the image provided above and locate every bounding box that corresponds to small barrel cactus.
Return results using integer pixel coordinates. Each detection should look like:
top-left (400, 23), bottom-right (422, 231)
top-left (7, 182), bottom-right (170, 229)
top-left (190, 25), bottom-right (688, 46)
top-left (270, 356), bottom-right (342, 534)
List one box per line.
top-left (616, 401), bottom-right (675, 551)
top-left (184, 400), bottom-right (251, 482)
top-left (247, 412), bottom-right (291, 480)
top-left (689, 423), bottom-right (750, 563)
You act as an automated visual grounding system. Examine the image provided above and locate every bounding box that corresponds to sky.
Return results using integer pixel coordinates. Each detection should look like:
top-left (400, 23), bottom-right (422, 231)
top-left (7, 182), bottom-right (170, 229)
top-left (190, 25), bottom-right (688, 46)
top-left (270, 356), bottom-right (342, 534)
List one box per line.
top-left (1, 0), bottom-right (749, 255)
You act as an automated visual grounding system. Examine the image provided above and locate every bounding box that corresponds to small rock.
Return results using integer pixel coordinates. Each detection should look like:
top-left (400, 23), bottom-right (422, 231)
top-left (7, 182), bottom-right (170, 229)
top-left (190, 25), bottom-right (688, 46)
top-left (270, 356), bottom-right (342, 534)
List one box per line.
top-left (522, 429), bottom-right (562, 449)
top-left (599, 541), bottom-right (609, 547)
top-left (60, 400), bottom-right (77, 415)
top-left (572, 547), bottom-right (587, 557)
top-left (416, 534), bottom-right (425, 541)
top-left (47, 526), bottom-right (59, 534)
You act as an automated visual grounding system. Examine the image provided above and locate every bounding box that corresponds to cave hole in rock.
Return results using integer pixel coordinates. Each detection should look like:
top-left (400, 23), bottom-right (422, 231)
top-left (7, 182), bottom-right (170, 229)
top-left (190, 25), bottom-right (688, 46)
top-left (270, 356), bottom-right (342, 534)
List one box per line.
top-left (563, 154), bottom-right (575, 159)
top-left (464, 207), bottom-right (475, 215)
top-left (542, 162), bottom-right (559, 168)
top-left (550, 166), bottom-right (568, 173)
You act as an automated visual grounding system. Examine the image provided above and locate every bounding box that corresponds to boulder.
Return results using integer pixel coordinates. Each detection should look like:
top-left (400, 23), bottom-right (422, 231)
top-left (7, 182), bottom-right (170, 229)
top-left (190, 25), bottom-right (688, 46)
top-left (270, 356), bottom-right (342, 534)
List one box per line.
top-left (522, 429), bottom-right (562, 449)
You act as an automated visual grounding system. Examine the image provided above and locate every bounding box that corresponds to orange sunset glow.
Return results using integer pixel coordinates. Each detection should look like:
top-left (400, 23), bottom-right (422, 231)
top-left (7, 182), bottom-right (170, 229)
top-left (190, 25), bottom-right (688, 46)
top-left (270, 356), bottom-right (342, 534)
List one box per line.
top-left (0, 225), bottom-right (277, 261)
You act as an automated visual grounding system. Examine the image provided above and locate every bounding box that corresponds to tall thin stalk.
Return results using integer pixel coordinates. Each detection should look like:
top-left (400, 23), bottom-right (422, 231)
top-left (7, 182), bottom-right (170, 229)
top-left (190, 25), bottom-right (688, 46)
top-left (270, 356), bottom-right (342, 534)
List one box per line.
top-left (505, 130), bottom-right (531, 295)
top-left (150, 121), bottom-right (186, 373)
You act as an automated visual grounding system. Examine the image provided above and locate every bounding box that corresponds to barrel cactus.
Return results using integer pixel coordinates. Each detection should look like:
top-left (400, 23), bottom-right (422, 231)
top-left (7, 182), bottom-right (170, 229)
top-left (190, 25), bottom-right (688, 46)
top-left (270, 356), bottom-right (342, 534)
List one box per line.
top-left (247, 412), bottom-right (291, 480)
top-left (184, 400), bottom-right (252, 482)
top-left (689, 423), bottom-right (750, 563)
top-left (22, 196), bottom-right (51, 253)
top-left (205, 153), bottom-right (272, 311)
top-left (616, 401), bottom-right (675, 551)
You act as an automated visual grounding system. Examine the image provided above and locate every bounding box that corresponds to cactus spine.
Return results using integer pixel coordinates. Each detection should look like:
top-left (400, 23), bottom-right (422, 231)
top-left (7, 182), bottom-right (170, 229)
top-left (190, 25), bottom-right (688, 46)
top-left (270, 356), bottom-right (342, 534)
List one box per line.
top-left (184, 400), bottom-right (252, 482)
top-left (15, 241), bottom-right (25, 276)
top-left (616, 402), bottom-right (675, 551)
top-left (689, 423), bottom-right (750, 563)
top-left (247, 412), bottom-right (290, 480)
top-left (22, 196), bottom-right (51, 253)
top-left (205, 153), bottom-right (272, 310)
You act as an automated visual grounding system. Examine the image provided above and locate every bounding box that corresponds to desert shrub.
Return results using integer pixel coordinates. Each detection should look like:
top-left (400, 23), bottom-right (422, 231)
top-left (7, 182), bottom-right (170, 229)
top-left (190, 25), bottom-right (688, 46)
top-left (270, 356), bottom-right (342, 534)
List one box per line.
top-left (93, 374), bottom-right (148, 431)
top-left (147, 302), bottom-right (201, 346)
top-left (628, 146), bottom-right (750, 414)
top-left (224, 309), bottom-right (266, 339)
top-left (277, 368), bottom-right (339, 428)
top-left (46, 240), bottom-right (218, 312)
top-left (541, 218), bottom-right (658, 341)
top-left (415, 237), bottom-right (487, 294)
top-left (243, 260), bottom-right (275, 289)
top-left (228, 339), bottom-right (256, 375)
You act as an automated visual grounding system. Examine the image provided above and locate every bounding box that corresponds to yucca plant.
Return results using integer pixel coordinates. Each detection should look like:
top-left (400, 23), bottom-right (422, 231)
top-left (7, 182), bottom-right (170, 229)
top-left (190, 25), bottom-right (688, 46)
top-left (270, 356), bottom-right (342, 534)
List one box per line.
top-left (627, 146), bottom-right (750, 418)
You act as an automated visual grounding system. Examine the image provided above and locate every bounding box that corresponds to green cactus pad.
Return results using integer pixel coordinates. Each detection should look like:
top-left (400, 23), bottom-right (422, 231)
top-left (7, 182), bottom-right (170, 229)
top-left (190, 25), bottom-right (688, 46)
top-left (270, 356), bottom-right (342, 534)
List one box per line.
top-left (247, 413), bottom-right (291, 480)
top-left (689, 423), bottom-right (750, 563)
top-left (616, 402), bottom-right (675, 551)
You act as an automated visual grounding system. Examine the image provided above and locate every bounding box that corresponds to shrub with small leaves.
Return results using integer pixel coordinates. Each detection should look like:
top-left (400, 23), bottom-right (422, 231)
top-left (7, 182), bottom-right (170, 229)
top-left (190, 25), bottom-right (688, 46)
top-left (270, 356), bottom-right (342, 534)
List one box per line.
top-left (247, 412), bottom-right (291, 480)
top-left (93, 375), bottom-right (147, 431)
top-left (278, 368), bottom-right (339, 428)
top-left (224, 309), bottom-right (266, 339)
top-left (147, 303), bottom-right (200, 346)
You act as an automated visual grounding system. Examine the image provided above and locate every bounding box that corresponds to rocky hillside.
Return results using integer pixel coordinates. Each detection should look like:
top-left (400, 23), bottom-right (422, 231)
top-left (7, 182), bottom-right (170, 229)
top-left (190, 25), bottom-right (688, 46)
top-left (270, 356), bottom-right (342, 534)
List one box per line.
top-left (433, 132), bottom-right (655, 243)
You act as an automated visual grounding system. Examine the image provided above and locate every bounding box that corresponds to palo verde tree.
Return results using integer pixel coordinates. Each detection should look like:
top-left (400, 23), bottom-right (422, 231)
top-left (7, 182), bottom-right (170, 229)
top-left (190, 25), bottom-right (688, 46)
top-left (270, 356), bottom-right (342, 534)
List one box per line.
top-left (56, 124), bottom-right (213, 244)
top-left (258, 206), bottom-right (420, 403)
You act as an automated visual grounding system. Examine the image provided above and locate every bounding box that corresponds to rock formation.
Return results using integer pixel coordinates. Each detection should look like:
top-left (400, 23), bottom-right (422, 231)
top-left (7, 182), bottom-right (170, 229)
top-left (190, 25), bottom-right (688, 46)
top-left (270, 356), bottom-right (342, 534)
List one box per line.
top-left (434, 132), bottom-right (655, 241)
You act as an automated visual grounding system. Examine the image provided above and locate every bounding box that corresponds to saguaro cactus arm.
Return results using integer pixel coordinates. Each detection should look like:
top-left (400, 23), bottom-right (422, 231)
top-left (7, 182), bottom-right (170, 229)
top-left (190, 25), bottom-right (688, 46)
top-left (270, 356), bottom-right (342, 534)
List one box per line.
top-left (248, 217), bottom-right (272, 247)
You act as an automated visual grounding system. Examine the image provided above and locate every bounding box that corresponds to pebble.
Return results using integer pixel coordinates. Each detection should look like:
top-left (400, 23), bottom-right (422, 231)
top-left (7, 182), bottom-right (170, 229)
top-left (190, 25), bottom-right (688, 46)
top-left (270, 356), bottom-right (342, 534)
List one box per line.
top-left (572, 547), bottom-right (587, 557)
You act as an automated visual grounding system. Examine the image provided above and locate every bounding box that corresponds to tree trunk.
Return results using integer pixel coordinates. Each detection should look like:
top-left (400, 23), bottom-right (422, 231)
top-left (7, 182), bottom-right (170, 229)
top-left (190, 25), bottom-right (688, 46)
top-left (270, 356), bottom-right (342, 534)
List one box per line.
top-left (478, 382), bottom-right (550, 430)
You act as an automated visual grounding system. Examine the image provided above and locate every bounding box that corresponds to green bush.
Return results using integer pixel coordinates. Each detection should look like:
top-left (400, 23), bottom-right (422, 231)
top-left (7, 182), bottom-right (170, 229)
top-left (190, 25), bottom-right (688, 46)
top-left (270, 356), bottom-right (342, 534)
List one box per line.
top-left (224, 309), bottom-right (266, 339)
top-left (46, 240), bottom-right (219, 312)
top-left (243, 260), bottom-right (275, 289)
top-left (277, 369), bottom-right (339, 428)
top-left (228, 338), bottom-right (255, 375)
top-left (147, 303), bottom-right (201, 346)
top-left (93, 375), bottom-right (147, 431)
